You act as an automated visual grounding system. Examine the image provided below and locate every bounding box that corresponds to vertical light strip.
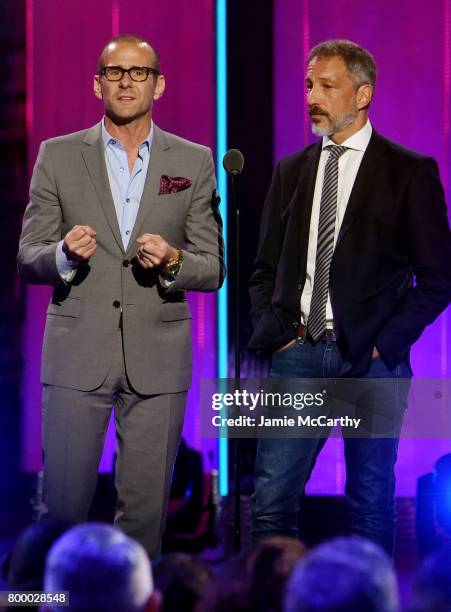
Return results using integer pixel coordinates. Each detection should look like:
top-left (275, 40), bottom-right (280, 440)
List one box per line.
top-left (23, 0), bottom-right (34, 471)
top-left (335, 440), bottom-right (343, 494)
top-left (197, 294), bottom-right (206, 350)
top-left (26, 0), bottom-right (34, 132)
top-left (302, 0), bottom-right (310, 146)
top-left (444, 0), bottom-right (450, 152)
top-left (442, 0), bottom-right (450, 378)
top-left (112, 0), bottom-right (120, 36)
top-left (216, 0), bottom-right (229, 496)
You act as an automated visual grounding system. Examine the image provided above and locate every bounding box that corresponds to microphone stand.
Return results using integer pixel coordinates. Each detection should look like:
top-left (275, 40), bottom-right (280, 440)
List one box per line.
top-left (223, 149), bottom-right (244, 554)
top-left (229, 170), bottom-right (241, 553)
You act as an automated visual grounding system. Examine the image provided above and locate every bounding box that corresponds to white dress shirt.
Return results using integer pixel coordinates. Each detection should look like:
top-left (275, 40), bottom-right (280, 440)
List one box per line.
top-left (300, 120), bottom-right (373, 327)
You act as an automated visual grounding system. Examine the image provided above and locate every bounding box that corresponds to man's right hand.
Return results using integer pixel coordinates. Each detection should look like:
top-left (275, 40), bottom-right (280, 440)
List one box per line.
top-left (62, 225), bottom-right (97, 262)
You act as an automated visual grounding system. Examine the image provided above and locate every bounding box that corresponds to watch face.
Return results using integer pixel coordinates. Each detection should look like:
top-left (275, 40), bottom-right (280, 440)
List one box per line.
top-left (167, 264), bottom-right (180, 275)
top-left (164, 249), bottom-right (182, 278)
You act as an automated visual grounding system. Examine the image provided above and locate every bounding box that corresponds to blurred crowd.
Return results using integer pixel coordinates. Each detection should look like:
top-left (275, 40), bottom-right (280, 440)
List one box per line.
top-left (1, 518), bottom-right (451, 612)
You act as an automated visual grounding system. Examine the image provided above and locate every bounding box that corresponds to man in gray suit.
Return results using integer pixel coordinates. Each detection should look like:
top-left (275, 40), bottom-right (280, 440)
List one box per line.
top-left (18, 34), bottom-right (224, 558)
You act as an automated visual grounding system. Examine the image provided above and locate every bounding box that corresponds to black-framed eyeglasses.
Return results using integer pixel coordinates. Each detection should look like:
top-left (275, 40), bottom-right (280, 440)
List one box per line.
top-left (101, 66), bottom-right (160, 82)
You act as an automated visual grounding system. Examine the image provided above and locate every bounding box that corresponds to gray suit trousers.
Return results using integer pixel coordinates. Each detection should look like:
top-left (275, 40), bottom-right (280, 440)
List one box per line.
top-left (41, 329), bottom-right (186, 558)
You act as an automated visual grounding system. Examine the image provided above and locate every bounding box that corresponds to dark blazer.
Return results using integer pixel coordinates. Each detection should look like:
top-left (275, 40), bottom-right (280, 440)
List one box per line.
top-left (248, 130), bottom-right (451, 376)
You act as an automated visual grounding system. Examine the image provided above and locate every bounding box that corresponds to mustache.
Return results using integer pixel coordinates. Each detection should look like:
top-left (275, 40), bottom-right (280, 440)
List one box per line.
top-left (309, 106), bottom-right (329, 117)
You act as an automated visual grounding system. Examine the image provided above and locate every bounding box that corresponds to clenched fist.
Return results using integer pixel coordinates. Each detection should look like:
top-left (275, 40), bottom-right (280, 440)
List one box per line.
top-left (136, 234), bottom-right (177, 269)
top-left (63, 225), bottom-right (97, 262)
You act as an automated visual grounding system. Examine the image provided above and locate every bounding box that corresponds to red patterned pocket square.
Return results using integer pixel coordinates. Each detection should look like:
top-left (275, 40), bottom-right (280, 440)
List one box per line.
top-left (159, 175), bottom-right (192, 195)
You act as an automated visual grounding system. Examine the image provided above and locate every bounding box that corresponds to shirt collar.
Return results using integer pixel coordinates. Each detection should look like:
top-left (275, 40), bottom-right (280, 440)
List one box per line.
top-left (322, 120), bottom-right (372, 153)
top-left (101, 119), bottom-right (154, 151)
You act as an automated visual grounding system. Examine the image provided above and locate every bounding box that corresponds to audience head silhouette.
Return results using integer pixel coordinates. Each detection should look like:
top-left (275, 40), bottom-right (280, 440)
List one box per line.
top-left (411, 545), bottom-right (451, 612)
top-left (284, 536), bottom-right (399, 612)
top-left (42, 523), bottom-right (159, 612)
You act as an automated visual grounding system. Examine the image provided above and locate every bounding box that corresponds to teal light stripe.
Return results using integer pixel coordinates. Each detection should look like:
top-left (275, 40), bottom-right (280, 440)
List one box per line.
top-left (216, 0), bottom-right (229, 497)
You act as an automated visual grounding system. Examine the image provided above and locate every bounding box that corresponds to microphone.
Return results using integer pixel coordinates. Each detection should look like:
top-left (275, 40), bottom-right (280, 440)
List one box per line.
top-left (223, 149), bottom-right (244, 176)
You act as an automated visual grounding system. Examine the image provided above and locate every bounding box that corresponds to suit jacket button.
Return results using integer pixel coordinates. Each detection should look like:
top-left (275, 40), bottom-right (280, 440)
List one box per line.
top-left (123, 260), bottom-right (129, 267)
top-left (113, 300), bottom-right (120, 308)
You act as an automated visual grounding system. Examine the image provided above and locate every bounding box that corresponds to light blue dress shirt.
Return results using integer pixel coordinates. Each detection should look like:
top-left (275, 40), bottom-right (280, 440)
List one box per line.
top-left (56, 120), bottom-right (153, 278)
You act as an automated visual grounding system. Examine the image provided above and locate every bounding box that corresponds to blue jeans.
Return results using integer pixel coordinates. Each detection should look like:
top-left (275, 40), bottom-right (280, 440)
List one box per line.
top-left (251, 337), bottom-right (411, 555)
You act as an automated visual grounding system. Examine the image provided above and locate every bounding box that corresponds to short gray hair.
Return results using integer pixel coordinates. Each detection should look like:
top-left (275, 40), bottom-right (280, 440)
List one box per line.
top-left (44, 523), bottom-right (153, 612)
top-left (284, 536), bottom-right (399, 612)
top-left (308, 39), bottom-right (376, 88)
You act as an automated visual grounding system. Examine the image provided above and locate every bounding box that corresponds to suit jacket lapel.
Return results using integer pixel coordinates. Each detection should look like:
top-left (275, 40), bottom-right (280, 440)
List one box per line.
top-left (81, 123), bottom-right (124, 253)
top-left (293, 142), bottom-right (322, 279)
top-left (125, 125), bottom-right (170, 258)
top-left (335, 130), bottom-right (386, 250)
top-left (296, 142), bottom-right (322, 232)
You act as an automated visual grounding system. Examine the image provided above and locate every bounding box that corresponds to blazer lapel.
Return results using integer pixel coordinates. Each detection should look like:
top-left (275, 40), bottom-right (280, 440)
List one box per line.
top-left (81, 124), bottom-right (124, 253)
top-left (292, 142), bottom-right (322, 278)
top-left (296, 142), bottom-right (322, 233)
top-left (335, 130), bottom-right (386, 250)
top-left (125, 125), bottom-right (170, 258)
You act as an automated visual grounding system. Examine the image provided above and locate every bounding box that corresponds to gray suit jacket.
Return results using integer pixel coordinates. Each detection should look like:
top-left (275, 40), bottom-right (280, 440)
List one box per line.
top-left (18, 123), bottom-right (225, 394)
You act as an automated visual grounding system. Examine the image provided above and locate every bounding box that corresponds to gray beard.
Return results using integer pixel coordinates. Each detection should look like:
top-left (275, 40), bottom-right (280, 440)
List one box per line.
top-left (311, 109), bottom-right (358, 137)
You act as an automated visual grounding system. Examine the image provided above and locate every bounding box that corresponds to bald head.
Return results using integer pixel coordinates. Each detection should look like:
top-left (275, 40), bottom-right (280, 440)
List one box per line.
top-left (97, 35), bottom-right (160, 74)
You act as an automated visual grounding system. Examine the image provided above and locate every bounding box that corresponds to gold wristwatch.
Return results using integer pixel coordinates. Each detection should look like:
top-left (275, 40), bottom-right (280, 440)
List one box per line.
top-left (164, 248), bottom-right (183, 279)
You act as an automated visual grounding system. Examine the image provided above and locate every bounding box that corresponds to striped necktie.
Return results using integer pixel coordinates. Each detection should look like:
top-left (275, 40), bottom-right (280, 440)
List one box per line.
top-left (307, 145), bottom-right (348, 341)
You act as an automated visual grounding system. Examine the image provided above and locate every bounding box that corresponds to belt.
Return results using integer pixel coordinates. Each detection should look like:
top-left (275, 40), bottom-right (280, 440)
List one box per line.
top-left (296, 323), bottom-right (340, 342)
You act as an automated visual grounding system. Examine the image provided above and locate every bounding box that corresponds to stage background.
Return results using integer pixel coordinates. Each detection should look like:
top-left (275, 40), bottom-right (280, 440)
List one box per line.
top-left (236, 0), bottom-right (451, 496)
top-left (15, 0), bottom-right (451, 499)
top-left (22, 0), bottom-right (218, 474)
top-left (274, 0), bottom-right (451, 496)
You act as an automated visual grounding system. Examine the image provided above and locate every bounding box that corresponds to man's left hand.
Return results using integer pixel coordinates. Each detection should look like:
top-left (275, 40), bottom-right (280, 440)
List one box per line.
top-left (372, 347), bottom-right (380, 358)
top-left (136, 234), bottom-right (177, 269)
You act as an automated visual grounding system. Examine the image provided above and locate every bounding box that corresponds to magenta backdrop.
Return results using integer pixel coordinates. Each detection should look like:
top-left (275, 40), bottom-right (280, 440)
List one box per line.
top-left (274, 0), bottom-right (451, 495)
top-left (23, 1), bottom-right (451, 496)
top-left (23, 0), bottom-right (217, 472)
